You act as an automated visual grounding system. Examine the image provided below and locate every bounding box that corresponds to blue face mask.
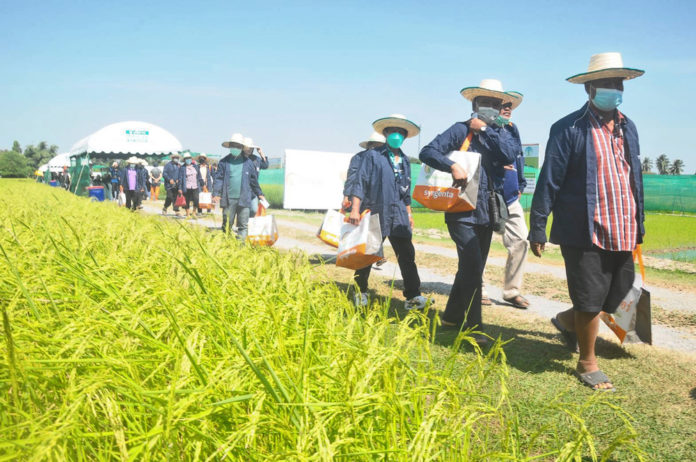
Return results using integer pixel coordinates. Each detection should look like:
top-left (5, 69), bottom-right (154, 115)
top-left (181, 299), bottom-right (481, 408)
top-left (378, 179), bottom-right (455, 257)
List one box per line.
top-left (185, 159), bottom-right (191, 165)
top-left (592, 87), bottom-right (623, 111)
top-left (386, 132), bottom-right (404, 149)
top-left (494, 115), bottom-right (510, 127)
top-left (229, 147), bottom-right (242, 156)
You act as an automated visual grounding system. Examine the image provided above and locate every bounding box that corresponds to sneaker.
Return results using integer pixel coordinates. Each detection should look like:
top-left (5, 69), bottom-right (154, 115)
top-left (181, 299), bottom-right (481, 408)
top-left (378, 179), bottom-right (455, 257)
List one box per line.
top-left (353, 292), bottom-right (368, 307)
top-left (404, 295), bottom-right (433, 311)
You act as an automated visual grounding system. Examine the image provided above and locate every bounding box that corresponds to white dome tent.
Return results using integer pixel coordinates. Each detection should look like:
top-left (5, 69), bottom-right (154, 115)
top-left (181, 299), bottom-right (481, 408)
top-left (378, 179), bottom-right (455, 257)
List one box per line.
top-left (68, 121), bottom-right (183, 196)
top-left (42, 152), bottom-right (72, 173)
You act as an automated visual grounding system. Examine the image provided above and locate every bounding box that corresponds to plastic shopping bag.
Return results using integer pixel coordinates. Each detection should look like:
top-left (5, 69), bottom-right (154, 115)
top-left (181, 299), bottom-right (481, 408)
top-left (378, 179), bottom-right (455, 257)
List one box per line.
top-left (199, 191), bottom-right (213, 210)
top-left (317, 209), bottom-right (345, 248)
top-left (175, 193), bottom-right (187, 208)
top-left (336, 210), bottom-right (383, 270)
top-left (413, 134), bottom-right (481, 212)
top-left (117, 192), bottom-right (126, 207)
top-left (600, 246), bottom-right (652, 344)
top-left (247, 205), bottom-right (278, 246)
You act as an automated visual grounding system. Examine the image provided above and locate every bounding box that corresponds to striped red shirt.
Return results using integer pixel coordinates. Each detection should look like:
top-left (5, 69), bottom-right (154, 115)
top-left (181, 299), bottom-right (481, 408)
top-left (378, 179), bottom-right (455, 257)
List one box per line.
top-left (589, 108), bottom-right (637, 251)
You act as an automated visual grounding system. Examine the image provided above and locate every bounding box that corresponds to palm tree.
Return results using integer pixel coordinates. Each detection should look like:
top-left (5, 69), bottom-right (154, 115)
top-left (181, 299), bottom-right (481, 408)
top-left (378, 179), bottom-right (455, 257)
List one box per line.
top-left (669, 159), bottom-right (684, 175)
top-left (37, 141), bottom-right (48, 152)
top-left (641, 157), bottom-right (653, 173)
top-left (656, 154), bottom-right (670, 175)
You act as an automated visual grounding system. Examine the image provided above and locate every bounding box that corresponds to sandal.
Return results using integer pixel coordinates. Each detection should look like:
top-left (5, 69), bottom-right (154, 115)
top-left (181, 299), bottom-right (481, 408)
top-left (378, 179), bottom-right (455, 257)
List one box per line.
top-left (503, 295), bottom-right (530, 309)
top-left (481, 296), bottom-right (492, 306)
top-left (551, 316), bottom-right (578, 353)
top-left (576, 369), bottom-right (615, 392)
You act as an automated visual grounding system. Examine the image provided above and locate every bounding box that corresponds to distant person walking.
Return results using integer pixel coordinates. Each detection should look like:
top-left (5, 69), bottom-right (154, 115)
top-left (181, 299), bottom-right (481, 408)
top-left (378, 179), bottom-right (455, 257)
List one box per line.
top-left (350, 114), bottom-right (432, 311)
top-left (196, 154), bottom-right (213, 215)
top-left (530, 52), bottom-right (645, 391)
top-left (178, 152), bottom-right (203, 219)
top-left (419, 80), bottom-right (521, 345)
top-left (214, 133), bottom-right (266, 240)
top-left (150, 164), bottom-right (162, 202)
top-left (119, 157), bottom-right (145, 211)
top-left (243, 137), bottom-right (269, 217)
top-left (162, 153), bottom-right (182, 215)
top-left (109, 162), bottom-right (121, 200)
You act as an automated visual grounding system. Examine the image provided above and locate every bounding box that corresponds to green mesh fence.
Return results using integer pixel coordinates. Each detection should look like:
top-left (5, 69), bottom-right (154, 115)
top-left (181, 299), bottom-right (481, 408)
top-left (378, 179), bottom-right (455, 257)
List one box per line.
top-left (259, 168), bottom-right (696, 213)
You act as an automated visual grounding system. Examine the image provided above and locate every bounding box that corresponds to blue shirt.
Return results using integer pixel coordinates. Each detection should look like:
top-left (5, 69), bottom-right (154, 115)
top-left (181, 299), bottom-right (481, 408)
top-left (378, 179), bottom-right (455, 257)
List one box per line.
top-left (343, 149), bottom-right (371, 197)
top-left (528, 103), bottom-right (645, 248)
top-left (419, 121), bottom-right (520, 225)
top-left (352, 145), bottom-right (412, 238)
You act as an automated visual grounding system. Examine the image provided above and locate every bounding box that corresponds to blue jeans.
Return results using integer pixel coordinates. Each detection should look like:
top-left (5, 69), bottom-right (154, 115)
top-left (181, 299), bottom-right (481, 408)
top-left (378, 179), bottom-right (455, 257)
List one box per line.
top-left (442, 222), bottom-right (493, 329)
top-left (222, 199), bottom-right (250, 240)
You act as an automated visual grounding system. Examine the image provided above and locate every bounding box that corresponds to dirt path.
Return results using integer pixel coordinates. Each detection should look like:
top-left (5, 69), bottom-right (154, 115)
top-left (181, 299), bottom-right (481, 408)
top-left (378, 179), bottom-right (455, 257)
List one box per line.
top-left (141, 204), bottom-right (696, 354)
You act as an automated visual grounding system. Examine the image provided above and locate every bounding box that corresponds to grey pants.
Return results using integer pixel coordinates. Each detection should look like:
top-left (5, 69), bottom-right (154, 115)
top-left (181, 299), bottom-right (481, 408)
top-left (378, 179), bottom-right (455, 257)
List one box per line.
top-left (222, 199), bottom-right (250, 240)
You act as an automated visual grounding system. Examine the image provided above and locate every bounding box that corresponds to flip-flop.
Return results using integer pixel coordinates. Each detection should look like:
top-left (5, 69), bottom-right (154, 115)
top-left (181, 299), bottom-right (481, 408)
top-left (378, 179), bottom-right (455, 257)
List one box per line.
top-left (576, 369), bottom-right (615, 392)
top-left (504, 295), bottom-right (530, 309)
top-left (551, 316), bottom-right (579, 353)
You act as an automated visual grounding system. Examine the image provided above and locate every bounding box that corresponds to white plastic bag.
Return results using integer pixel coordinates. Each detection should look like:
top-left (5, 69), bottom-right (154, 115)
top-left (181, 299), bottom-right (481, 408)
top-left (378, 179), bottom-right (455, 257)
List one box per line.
top-left (336, 211), bottom-right (383, 270)
top-left (317, 209), bottom-right (345, 248)
top-left (199, 191), bottom-right (213, 210)
top-left (247, 208), bottom-right (278, 246)
top-left (118, 192), bottom-right (126, 207)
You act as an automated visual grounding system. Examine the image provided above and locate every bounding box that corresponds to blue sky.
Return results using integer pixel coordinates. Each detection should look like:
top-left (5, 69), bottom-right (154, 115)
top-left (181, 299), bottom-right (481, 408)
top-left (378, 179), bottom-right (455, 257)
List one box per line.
top-left (1, 0), bottom-right (695, 172)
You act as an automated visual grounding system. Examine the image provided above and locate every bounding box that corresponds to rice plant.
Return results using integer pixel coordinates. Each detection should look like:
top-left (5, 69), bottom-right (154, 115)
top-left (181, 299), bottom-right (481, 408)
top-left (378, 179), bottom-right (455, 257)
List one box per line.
top-left (0, 180), bottom-right (644, 461)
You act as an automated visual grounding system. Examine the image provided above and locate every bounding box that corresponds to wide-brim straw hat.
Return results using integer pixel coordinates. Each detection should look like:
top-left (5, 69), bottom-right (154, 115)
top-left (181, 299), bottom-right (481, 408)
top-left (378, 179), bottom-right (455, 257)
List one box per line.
top-left (359, 132), bottom-right (386, 149)
top-left (372, 114), bottom-right (420, 138)
top-left (567, 52), bottom-right (644, 84)
top-left (126, 156), bottom-right (139, 164)
top-left (182, 152), bottom-right (192, 159)
top-left (460, 79), bottom-right (522, 109)
top-left (222, 133), bottom-right (245, 148)
top-left (243, 137), bottom-right (257, 149)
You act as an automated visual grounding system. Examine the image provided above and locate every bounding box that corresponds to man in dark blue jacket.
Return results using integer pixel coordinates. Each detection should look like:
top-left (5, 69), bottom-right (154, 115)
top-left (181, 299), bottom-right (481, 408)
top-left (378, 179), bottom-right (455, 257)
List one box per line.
top-left (350, 114), bottom-right (432, 311)
top-left (162, 153), bottom-right (182, 215)
top-left (529, 52), bottom-right (645, 391)
top-left (419, 80), bottom-right (521, 345)
top-left (119, 156), bottom-right (146, 211)
top-left (214, 133), bottom-right (266, 240)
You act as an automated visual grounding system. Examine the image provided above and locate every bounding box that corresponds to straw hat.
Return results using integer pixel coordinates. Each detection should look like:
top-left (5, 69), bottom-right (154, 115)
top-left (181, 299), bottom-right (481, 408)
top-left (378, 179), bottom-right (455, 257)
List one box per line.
top-left (566, 52), bottom-right (644, 84)
top-left (460, 79), bottom-right (522, 108)
top-left (243, 137), bottom-right (257, 149)
top-left (182, 152), bottom-right (192, 159)
top-left (372, 114), bottom-right (420, 138)
top-left (359, 132), bottom-right (386, 149)
top-left (126, 156), bottom-right (139, 164)
top-left (221, 133), bottom-right (245, 148)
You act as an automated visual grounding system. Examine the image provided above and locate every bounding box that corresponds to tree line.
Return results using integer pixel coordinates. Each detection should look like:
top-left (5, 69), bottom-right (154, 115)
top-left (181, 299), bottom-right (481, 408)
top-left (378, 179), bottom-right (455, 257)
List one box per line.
top-left (0, 141), bottom-right (59, 178)
top-left (641, 154), bottom-right (687, 175)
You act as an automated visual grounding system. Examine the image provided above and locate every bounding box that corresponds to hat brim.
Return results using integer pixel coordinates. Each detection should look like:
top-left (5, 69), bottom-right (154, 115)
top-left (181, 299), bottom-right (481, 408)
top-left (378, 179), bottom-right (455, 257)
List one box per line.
top-left (222, 141), bottom-right (244, 148)
top-left (566, 67), bottom-right (644, 84)
top-left (460, 87), bottom-right (520, 107)
top-left (506, 91), bottom-right (523, 110)
top-left (372, 117), bottom-right (420, 138)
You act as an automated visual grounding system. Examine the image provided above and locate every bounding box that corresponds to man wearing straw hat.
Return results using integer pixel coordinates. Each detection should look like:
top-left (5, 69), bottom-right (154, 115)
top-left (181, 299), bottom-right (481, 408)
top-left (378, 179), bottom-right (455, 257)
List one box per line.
top-left (342, 132), bottom-right (386, 211)
top-left (243, 137), bottom-right (269, 218)
top-left (214, 133), bottom-right (266, 240)
top-left (349, 114), bottom-right (432, 311)
top-left (119, 156), bottom-right (146, 211)
top-left (419, 80), bottom-right (522, 345)
top-left (529, 52), bottom-right (645, 391)
top-left (162, 152), bottom-right (182, 216)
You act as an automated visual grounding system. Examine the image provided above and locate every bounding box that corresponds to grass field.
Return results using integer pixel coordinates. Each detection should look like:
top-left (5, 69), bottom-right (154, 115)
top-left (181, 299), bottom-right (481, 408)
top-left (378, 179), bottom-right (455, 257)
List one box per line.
top-left (0, 180), bottom-right (666, 460)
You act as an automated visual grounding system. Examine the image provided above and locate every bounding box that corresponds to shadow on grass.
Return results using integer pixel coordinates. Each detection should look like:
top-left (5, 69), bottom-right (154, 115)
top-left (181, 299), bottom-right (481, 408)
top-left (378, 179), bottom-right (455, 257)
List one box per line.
top-left (691, 387), bottom-right (696, 401)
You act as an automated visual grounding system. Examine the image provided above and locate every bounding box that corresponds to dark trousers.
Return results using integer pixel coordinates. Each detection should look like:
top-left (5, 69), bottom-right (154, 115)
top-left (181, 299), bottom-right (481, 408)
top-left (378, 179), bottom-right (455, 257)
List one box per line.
top-left (442, 222), bottom-right (493, 329)
top-left (111, 183), bottom-right (119, 199)
top-left (184, 188), bottom-right (199, 210)
top-left (125, 189), bottom-right (138, 211)
top-left (353, 235), bottom-right (421, 299)
top-left (163, 188), bottom-right (180, 211)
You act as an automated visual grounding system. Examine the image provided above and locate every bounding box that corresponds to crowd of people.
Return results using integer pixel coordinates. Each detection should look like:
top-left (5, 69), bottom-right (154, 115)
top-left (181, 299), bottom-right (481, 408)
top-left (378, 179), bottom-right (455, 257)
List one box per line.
top-left (342, 52), bottom-right (645, 392)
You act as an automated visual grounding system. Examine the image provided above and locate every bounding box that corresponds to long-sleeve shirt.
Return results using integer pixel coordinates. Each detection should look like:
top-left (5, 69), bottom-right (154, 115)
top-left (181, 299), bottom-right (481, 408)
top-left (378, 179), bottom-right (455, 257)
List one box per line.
top-left (419, 121), bottom-right (520, 225)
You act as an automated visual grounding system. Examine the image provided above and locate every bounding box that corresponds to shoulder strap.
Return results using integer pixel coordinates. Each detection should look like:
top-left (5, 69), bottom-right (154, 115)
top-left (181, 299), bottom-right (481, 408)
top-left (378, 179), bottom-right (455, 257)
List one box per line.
top-left (460, 132), bottom-right (474, 151)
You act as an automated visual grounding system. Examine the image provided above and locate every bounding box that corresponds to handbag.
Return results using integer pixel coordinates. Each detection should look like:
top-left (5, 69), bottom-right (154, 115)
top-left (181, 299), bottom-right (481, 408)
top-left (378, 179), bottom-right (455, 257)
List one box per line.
top-left (412, 133), bottom-right (481, 212)
top-left (487, 170), bottom-right (509, 233)
top-left (600, 245), bottom-right (652, 344)
top-left (175, 193), bottom-right (187, 208)
top-left (336, 210), bottom-right (383, 270)
top-left (247, 204), bottom-right (278, 246)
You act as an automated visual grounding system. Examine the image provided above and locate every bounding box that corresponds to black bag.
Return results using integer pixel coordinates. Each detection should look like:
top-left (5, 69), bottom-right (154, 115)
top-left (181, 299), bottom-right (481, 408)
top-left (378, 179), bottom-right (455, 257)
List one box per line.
top-left (487, 174), bottom-right (509, 233)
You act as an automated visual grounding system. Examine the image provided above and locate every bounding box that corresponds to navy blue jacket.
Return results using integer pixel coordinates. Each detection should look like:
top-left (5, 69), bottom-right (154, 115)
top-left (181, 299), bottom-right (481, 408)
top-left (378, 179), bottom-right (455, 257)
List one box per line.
top-left (529, 103), bottom-right (645, 248)
top-left (162, 161), bottom-right (181, 191)
top-left (251, 155), bottom-right (269, 172)
top-left (178, 163), bottom-right (203, 193)
top-left (343, 149), bottom-right (371, 197)
top-left (502, 123), bottom-right (527, 205)
top-left (119, 166), bottom-right (146, 191)
top-left (352, 145), bottom-right (412, 238)
top-left (109, 167), bottom-right (120, 184)
top-left (213, 154), bottom-right (263, 209)
top-left (419, 121), bottom-right (520, 225)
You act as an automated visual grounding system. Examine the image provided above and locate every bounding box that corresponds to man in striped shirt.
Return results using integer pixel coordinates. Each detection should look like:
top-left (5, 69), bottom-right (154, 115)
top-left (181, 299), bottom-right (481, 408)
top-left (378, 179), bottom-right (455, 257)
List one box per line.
top-left (529, 53), bottom-right (645, 391)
